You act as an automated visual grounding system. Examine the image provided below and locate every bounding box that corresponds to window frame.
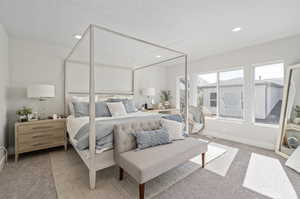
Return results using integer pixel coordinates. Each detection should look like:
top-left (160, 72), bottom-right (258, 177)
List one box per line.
top-left (176, 75), bottom-right (190, 110)
top-left (209, 92), bottom-right (217, 107)
top-left (196, 66), bottom-right (246, 121)
top-left (252, 60), bottom-right (285, 127)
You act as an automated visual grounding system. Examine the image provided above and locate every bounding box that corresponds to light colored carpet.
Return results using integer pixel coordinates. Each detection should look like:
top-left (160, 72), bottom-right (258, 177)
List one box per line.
top-left (50, 142), bottom-right (226, 199)
top-left (3, 136), bottom-right (300, 199)
top-left (0, 151), bottom-right (57, 199)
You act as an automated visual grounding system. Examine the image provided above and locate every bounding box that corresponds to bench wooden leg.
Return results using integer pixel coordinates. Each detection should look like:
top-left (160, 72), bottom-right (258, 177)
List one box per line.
top-left (119, 167), bottom-right (124, 181)
top-left (139, 183), bottom-right (145, 199)
top-left (202, 152), bottom-right (205, 168)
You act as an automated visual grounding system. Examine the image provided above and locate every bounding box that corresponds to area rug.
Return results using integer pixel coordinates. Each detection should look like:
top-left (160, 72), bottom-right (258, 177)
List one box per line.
top-left (243, 153), bottom-right (297, 199)
top-left (50, 142), bottom-right (227, 199)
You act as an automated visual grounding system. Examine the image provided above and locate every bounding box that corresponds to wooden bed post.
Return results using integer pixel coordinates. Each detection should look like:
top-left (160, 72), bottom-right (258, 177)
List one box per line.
top-left (139, 184), bottom-right (145, 199)
top-left (89, 24), bottom-right (97, 190)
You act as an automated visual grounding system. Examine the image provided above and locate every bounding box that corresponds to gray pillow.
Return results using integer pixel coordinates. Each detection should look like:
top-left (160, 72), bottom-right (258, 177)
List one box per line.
top-left (72, 101), bottom-right (89, 117)
top-left (132, 128), bottom-right (171, 150)
top-left (162, 114), bottom-right (183, 123)
top-left (95, 101), bottom-right (111, 117)
top-left (107, 98), bottom-right (137, 113)
top-left (123, 99), bottom-right (138, 113)
top-left (73, 101), bottom-right (111, 117)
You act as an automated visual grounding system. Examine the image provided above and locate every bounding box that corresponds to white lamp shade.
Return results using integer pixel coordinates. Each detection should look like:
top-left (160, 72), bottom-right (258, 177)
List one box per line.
top-left (142, 88), bottom-right (155, 96)
top-left (27, 85), bottom-right (55, 99)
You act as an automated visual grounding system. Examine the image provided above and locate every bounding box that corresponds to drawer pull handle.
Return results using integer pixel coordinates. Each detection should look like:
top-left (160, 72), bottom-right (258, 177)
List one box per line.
top-left (31, 142), bottom-right (48, 147)
top-left (32, 126), bottom-right (53, 130)
top-left (32, 134), bottom-right (52, 139)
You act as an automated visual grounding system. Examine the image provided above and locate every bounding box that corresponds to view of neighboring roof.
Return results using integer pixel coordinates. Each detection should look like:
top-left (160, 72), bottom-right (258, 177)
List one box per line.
top-left (198, 77), bottom-right (283, 89)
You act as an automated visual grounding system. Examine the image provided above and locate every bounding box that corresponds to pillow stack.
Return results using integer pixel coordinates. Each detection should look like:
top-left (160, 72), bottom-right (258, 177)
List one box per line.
top-left (71, 97), bottom-right (138, 118)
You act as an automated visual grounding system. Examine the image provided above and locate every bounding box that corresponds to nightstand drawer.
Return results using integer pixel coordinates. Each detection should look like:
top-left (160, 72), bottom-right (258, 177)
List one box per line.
top-left (18, 129), bottom-right (64, 144)
top-left (18, 122), bottom-right (64, 134)
top-left (18, 137), bottom-right (65, 153)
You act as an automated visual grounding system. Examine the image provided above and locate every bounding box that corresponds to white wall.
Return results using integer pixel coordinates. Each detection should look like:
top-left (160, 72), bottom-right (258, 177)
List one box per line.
top-left (166, 34), bottom-right (300, 149)
top-left (0, 24), bottom-right (9, 164)
top-left (66, 62), bottom-right (133, 93)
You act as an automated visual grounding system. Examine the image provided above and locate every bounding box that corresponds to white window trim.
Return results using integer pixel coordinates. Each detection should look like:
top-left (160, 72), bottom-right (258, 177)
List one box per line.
top-left (176, 75), bottom-right (190, 109)
top-left (195, 67), bottom-right (246, 121)
top-left (251, 60), bottom-right (285, 126)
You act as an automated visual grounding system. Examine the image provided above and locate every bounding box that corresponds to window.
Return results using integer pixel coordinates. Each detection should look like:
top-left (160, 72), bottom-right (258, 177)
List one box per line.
top-left (254, 63), bottom-right (284, 124)
top-left (197, 73), bottom-right (217, 117)
top-left (178, 77), bottom-right (190, 112)
top-left (196, 69), bottom-right (244, 119)
top-left (219, 69), bottom-right (244, 119)
top-left (210, 92), bottom-right (217, 107)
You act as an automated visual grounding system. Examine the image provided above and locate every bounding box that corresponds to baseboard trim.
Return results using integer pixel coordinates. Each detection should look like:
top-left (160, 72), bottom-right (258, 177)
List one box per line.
top-left (203, 131), bottom-right (275, 150)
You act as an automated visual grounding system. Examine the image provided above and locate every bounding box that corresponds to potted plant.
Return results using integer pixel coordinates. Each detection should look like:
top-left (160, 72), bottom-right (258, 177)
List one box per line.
top-left (16, 107), bottom-right (33, 122)
top-left (160, 90), bottom-right (172, 108)
top-left (293, 105), bottom-right (300, 124)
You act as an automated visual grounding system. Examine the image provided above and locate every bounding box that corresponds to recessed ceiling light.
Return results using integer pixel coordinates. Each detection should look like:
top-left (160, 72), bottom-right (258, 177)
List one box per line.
top-left (74, 34), bottom-right (82, 39)
top-left (232, 27), bottom-right (242, 32)
top-left (156, 55), bottom-right (161, 58)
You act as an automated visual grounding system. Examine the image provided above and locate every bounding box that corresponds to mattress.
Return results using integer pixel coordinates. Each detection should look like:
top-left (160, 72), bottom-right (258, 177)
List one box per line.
top-left (67, 111), bottom-right (160, 154)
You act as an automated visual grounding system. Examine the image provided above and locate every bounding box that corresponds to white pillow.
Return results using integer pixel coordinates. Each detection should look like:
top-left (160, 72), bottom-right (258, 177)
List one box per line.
top-left (161, 118), bottom-right (184, 140)
top-left (106, 102), bottom-right (127, 117)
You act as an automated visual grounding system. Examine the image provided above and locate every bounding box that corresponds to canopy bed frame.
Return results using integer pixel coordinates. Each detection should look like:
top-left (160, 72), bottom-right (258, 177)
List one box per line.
top-left (64, 24), bottom-right (189, 189)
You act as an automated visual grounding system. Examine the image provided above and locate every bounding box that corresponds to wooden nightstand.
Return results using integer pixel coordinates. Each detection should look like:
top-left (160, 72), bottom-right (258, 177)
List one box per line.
top-left (15, 119), bottom-right (67, 162)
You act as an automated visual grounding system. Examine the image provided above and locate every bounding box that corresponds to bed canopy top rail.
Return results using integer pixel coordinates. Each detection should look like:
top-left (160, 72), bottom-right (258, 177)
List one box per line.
top-left (64, 24), bottom-right (189, 189)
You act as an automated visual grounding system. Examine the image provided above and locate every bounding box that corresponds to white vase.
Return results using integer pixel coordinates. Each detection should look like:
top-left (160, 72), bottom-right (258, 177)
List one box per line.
top-left (164, 101), bottom-right (170, 108)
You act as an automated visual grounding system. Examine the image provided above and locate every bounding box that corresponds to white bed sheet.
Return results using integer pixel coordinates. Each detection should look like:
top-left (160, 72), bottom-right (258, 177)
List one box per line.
top-left (67, 111), bottom-right (160, 154)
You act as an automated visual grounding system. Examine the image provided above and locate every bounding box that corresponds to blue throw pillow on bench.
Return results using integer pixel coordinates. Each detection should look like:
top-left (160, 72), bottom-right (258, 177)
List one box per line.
top-left (132, 128), bottom-right (172, 150)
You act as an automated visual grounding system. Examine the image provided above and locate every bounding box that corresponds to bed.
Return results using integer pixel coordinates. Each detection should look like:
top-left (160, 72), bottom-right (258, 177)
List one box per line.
top-left (64, 24), bottom-right (189, 189)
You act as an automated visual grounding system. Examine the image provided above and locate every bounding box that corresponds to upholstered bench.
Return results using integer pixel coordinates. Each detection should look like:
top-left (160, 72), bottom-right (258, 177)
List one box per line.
top-left (114, 119), bottom-right (208, 199)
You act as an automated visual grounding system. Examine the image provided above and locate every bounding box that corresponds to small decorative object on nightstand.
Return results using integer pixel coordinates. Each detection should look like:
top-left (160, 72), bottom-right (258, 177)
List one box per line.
top-left (14, 119), bottom-right (67, 162)
top-left (160, 90), bottom-right (172, 109)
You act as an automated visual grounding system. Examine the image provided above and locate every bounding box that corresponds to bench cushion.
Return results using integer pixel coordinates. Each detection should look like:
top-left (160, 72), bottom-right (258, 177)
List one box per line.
top-left (118, 137), bottom-right (208, 183)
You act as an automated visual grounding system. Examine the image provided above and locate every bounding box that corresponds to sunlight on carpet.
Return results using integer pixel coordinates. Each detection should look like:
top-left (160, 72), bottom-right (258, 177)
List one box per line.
top-left (190, 141), bottom-right (238, 177)
top-left (243, 153), bottom-right (297, 199)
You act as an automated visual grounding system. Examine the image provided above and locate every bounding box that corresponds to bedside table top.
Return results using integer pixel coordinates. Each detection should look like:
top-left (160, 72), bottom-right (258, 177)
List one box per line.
top-left (15, 119), bottom-right (66, 126)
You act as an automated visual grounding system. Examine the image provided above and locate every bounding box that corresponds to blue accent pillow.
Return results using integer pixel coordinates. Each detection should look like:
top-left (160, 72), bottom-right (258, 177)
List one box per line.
top-left (162, 114), bottom-right (183, 123)
top-left (72, 101), bottom-right (111, 117)
top-left (95, 101), bottom-right (111, 117)
top-left (72, 102), bottom-right (89, 117)
top-left (132, 128), bottom-right (172, 150)
top-left (107, 98), bottom-right (137, 113)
